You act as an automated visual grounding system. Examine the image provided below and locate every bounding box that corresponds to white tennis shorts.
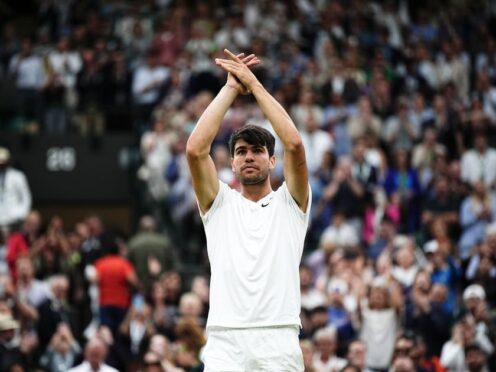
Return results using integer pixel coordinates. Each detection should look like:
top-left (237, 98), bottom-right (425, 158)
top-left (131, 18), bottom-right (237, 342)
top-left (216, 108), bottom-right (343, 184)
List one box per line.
top-left (201, 325), bottom-right (304, 372)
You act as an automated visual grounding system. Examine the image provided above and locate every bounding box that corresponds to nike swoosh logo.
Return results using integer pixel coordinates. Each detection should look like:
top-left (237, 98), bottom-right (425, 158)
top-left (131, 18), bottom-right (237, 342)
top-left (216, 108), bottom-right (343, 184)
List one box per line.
top-left (261, 203), bottom-right (270, 207)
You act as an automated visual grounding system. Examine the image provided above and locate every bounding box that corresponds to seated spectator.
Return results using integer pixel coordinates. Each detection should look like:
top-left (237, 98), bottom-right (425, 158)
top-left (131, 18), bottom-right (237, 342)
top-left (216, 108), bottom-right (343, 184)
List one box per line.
top-left (392, 243), bottom-right (419, 289)
top-left (14, 256), bottom-right (50, 323)
top-left (300, 339), bottom-right (316, 372)
top-left (173, 319), bottom-right (205, 371)
top-left (300, 265), bottom-right (326, 312)
top-left (464, 342), bottom-right (491, 372)
top-left (383, 98), bottom-right (419, 152)
top-left (68, 336), bottom-right (118, 372)
top-left (326, 278), bottom-right (356, 349)
top-left (425, 240), bottom-right (460, 304)
top-left (147, 334), bottom-right (184, 372)
top-left (94, 325), bottom-right (127, 372)
top-left (346, 339), bottom-right (369, 371)
top-left (141, 351), bottom-right (165, 372)
top-left (459, 181), bottom-right (496, 259)
top-left (347, 96), bottom-right (382, 143)
top-left (312, 326), bottom-right (347, 371)
top-left (421, 175), bottom-right (460, 241)
top-left (319, 211), bottom-right (360, 252)
top-left (148, 281), bottom-right (177, 339)
top-left (412, 127), bottom-right (447, 189)
top-left (464, 235), bottom-right (496, 306)
top-left (0, 314), bottom-right (23, 371)
top-left (39, 323), bottom-right (81, 372)
top-left (440, 316), bottom-right (493, 371)
top-left (320, 157), bottom-right (366, 233)
top-left (390, 355), bottom-right (416, 372)
top-left (117, 301), bottom-right (155, 366)
top-left (368, 215), bottom-right (398, 260)
top-left (36, 274), bottom-right (74, 350)
top-left (177, 292), bottom-right (205, 327)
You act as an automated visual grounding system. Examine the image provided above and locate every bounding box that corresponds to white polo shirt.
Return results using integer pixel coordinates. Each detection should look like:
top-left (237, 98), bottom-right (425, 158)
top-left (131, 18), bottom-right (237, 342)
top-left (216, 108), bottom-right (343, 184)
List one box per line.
top-left (201, 181), bottom-right (311, 329)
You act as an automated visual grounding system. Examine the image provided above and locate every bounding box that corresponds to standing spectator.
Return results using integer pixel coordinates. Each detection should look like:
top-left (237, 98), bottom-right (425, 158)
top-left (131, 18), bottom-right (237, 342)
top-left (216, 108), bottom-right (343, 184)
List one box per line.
top-left (8, 37), bottom-right (45, 127)
top-left (75, 47), bottom-right (106, 136)
top-left (68, 336), bottom-right (118, 372)
top-left (6, 210), bottom-right (41, 279)
top-left (359, 277), bottom-right (402, 370)
top-left (132, 50), bottom-right (169, 134)
top-left (103, 50), bottom-right (131, 131)
top-left (460, 132), bottom-right (496, 190)
top-left (383, 149), bottom-right (422, 233)
top-left (0, 147), bottom-right (32, 229)
top-left (94, 235), bottom-right (139, 335)
top-left (151, 16), bottom-right (184, 68)
top-left (138, 117), bottom-right (176, 204)
top-left (47, 36), bottom-right (82, 111)
top-left (127, 216), bottom-right (177, 292)
top-left (41, 58), bottom-right (67, 135)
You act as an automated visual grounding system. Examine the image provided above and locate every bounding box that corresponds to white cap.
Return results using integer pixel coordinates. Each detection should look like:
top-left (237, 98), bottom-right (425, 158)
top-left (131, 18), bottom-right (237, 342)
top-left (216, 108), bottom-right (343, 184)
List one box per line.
top-left (423, 240), bottom-right (439, 254)
top-left (463, 284), bottom-right (486, 301)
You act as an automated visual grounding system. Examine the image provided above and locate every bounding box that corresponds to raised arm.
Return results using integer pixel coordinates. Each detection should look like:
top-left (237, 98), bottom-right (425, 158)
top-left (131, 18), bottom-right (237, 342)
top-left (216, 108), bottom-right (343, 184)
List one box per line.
top-left (215, 50), bottom-right (309, 211)
top-left (186, 53), bottom-right (259, 213)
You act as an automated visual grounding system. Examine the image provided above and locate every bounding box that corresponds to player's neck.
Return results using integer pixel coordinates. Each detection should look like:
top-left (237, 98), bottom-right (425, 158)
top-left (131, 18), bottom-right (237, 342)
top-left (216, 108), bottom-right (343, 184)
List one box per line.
top-left (240, 181), bottom-right (273, 202)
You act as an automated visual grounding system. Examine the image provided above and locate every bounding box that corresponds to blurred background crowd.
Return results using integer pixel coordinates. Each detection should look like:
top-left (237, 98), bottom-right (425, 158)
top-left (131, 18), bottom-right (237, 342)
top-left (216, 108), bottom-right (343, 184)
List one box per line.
top-left (1, 0), bottom-right (496, 371)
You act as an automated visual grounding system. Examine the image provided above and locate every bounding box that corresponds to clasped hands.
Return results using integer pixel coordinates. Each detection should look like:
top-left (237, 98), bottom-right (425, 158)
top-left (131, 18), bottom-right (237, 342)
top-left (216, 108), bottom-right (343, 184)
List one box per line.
top-left (215, 49), bottom-right (261, 95)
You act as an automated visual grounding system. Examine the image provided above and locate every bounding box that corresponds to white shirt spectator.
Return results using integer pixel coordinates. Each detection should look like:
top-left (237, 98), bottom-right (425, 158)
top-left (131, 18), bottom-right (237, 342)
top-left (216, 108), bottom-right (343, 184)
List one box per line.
top-left (0, 166), bottom-right (32, 226)
top-left (300, 129), bottom-right (334, 174)
top-left (460, 148), bottom-right (496, 188)
top-left (8, 53), bottom-right (45, 89)
top-left (48, 49), bottom-right (82, 89)
top-left (320, 221), bottom-right (359, 249)
top-left (68, 361), bottom-right (118, 372)
top-left (17, 279), bottom-right (50, 308)
top-left (312, 354), bottom-right (347, 372)
top-left (132, 64), bottom-right (169, 105)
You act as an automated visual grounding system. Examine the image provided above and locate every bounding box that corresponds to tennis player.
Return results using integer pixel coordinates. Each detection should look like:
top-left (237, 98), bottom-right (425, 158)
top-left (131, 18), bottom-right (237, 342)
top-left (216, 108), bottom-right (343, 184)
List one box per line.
top-left (186, 49), bottom-right (310, 371)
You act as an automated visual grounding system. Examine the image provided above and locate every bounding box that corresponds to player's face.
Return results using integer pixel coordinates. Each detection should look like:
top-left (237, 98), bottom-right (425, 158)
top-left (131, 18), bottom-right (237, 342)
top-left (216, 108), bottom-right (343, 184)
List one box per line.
top-left (231, 140), bottom-right (275, 186)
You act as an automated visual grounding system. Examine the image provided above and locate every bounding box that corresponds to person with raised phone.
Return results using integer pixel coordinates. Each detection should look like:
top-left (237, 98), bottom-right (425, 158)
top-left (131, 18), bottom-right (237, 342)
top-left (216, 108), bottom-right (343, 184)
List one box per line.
top-left (186, 48), bottom-right (310, 371)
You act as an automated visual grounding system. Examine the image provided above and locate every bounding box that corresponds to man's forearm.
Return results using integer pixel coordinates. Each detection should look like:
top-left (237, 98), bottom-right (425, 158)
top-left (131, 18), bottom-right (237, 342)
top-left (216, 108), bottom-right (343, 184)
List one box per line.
top-left (186, 85), bottom-right (238, 157)
top-left (250, 83), bottom-right (301, 150)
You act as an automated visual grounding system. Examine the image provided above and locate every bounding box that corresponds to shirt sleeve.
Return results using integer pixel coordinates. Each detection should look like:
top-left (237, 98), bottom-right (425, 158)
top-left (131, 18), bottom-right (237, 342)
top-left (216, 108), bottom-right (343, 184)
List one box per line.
top-left (199, 180), bottom-right (227, 223)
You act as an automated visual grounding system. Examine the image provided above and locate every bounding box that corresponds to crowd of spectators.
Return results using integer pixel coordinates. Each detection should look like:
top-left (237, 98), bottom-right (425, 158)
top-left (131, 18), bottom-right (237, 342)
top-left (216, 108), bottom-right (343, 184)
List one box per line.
top-left (1, 0), bottom-right (496, 371)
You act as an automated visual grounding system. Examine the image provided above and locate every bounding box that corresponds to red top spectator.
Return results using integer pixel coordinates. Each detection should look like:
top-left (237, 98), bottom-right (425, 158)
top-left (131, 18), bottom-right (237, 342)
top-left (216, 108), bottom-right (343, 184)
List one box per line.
top-left (95, 253), bottom-right (137, 308)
